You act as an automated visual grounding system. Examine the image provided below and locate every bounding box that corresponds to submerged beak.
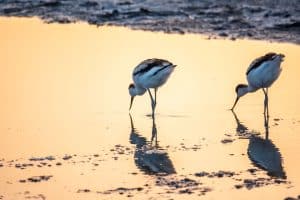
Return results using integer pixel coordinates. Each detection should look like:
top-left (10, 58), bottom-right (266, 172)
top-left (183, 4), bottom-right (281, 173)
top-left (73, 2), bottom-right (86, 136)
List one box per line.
top-left (129, 96), bottom-right (135, 110)
top-left (231, 96), bottom-right (240, 110)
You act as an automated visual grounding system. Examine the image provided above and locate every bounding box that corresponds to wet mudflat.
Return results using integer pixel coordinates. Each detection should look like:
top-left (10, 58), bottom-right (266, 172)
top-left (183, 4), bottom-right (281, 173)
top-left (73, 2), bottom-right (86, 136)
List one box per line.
top-left (0, 0), bottom-right (299, 44)
top-left (0, 17), bottom-right (300, 199)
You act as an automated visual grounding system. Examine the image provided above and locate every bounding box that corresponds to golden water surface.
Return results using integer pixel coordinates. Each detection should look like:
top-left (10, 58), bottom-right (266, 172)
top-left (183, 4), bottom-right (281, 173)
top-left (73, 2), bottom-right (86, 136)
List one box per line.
top-left (0, 17), bottom-right (300, 199)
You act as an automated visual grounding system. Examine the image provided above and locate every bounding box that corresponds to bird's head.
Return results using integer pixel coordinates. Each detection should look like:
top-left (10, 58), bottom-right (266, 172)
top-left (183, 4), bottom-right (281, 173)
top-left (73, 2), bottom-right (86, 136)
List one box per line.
top-left (276, 53), bottom-right (285, 62)
top-left (266, 52), bottom-right (285, 62)
top-left (231, 84), bottom-right (248, 110)
top-left (128, 83), bottom-right (136, 110)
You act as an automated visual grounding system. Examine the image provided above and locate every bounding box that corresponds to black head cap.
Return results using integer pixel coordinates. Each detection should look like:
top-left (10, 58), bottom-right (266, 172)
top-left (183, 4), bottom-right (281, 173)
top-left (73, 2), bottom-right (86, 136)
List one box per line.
top-left (128, 83), bottom-right (135, 89)
top-left (278, 53), bottom-right (285, 58)
top-left (265, 52), bottom-right (277, 58)
top-left (235, 84), bottom-right (248, 93)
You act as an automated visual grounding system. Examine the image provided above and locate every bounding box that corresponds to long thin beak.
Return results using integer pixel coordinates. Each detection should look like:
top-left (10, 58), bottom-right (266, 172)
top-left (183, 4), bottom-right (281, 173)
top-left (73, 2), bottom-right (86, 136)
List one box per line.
top-left (231, 96), bottom-right (240, 110)
top-left (129, 96), bottom-right (135, 110)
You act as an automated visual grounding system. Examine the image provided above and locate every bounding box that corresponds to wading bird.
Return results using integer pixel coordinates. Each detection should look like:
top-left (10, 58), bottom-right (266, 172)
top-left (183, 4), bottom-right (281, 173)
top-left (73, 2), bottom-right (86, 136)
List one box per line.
top-left (128, 58), bottom-right (176, 115)
top-left (231, 52), bottom-right (285, 116)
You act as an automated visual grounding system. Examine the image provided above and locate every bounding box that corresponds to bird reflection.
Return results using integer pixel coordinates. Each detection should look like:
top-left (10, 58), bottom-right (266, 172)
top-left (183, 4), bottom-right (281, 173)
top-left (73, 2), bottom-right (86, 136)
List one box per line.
top-left (129, 114), bottom-right (176, 175)
top-left (231, 111), bottom-right (286, 178)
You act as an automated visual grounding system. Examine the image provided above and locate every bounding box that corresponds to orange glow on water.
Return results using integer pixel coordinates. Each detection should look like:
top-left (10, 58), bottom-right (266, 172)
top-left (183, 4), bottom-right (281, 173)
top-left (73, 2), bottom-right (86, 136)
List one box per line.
top-left (0, 17), bottom-right (300, 199)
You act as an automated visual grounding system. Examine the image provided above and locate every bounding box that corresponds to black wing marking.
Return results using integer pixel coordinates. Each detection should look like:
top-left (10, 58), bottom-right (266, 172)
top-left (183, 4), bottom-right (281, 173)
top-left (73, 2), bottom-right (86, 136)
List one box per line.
top-left (246, 53), bottom-right (277, 75)
top-left (133, 59), bottom-right (173, 76)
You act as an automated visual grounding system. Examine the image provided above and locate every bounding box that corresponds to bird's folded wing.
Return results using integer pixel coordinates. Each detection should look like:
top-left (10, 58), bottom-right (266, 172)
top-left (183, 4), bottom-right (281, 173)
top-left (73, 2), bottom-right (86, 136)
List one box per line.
top-left (246, 53), bottom-right (276, 75)
top-left (133, 59), bottom-right (173, 76)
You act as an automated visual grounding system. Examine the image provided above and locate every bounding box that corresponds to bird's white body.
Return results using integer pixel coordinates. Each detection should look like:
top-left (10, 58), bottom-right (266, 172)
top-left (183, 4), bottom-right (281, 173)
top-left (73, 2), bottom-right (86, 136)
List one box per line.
top-left (132, 59), bottom-right (175, 91)
top-left (129, 58), bottom-right (176, 114)
top-left (246, 56), bottom-right (282, 92)
top-left (232, 52), bottom-right (284, 112)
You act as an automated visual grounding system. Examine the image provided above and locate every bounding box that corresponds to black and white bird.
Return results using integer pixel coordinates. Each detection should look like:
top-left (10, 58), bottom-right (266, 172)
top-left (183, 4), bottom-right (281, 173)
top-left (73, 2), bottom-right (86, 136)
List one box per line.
top-left (231, 52), bottom-right (285, 115)
top-left (128, 58), bottom-right (177, 115)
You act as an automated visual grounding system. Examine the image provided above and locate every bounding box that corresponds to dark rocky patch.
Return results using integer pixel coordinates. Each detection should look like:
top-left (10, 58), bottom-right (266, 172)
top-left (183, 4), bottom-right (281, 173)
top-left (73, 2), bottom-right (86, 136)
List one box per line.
top-left (219, 32), bottom-right (229, 37)
top-left (100, 187), bottom-right (144, 195)
top-left (77, 189), bottom-right (91, 193)
top-left (243, 178), bottom-right (268, 189)
top-left (0, 0), bottom-right (299, 43)
top-left (14, 163), bottom-right (34, 170)
top-left (221, 138), bottom-right (234, 144)
top-left (247, 168), bottom-right (259, 174)
top-left (19, 175), bottom-right (53, 183)
top-left (156, 177), bottom-right (199, 188)
top-left (235, 177), bottom-right (289, 190)
top-left (24, 193), bottom-right (46, 200)
top-left (178, 188), bottom-right (193, 194)
top-left (62, 155), bottom-right (72, 160)
top-left (194, 169), bottom-right (290, 191)
top-left (284, 197), bottom-right (299, 200)
top-left (111, 144), bottom-right (133, 155)
top-left (234, 184), bottom-right (243, 189)
top-left (171, 144), bottom-right (202, 151)
top-left (212, 171), bottom-right (236, 178)
top-left (29, 156), bottom-right (55, 161)
top-left (80, 1), bottom-right (98, 7)
top-left (117, 1), bottom-right (132, 6)
top-left (154, 176), bottom-right (212, 196)
top-left (195, 171), bottom-right (237, 178)
top-left (195, 172), bottom-right (209, 177)
top-left (41, 0), bottom-right (61, 7)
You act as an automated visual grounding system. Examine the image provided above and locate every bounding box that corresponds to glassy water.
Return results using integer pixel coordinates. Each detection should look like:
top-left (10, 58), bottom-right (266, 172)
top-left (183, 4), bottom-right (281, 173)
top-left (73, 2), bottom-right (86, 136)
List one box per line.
top-left (0, 17), bottom-right (300, 199)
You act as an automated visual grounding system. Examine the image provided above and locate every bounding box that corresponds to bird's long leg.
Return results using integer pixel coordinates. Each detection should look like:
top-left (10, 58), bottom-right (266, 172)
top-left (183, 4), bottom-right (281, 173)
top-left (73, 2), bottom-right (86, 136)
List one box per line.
top-left (262, 89), bottom-right (266, 115)
top-left (151, 114), bottom-right (158, 147)
top-left (262, 88), bottom-right (269, 128)
top-left (154, 88), bottom-right (158, 108)
top-left (263, 91), bottom-right (270, 140)
top-left (264, 111), bottom-right (270, 140)
top-left (266, 88), bottom-right (269, 118)
top-left (147, 89), bottom-right (156, 116)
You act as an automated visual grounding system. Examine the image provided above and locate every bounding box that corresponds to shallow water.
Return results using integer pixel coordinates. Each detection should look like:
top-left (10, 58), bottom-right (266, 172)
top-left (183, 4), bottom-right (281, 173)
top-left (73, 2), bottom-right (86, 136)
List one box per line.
top-left (0, 17), bottom-right (300, 199)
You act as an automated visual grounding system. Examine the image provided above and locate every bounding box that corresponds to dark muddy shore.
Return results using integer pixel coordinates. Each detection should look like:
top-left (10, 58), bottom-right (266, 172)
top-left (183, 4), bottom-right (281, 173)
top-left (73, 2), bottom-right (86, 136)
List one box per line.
top-left (0, 0), bottom-right (299, 44)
